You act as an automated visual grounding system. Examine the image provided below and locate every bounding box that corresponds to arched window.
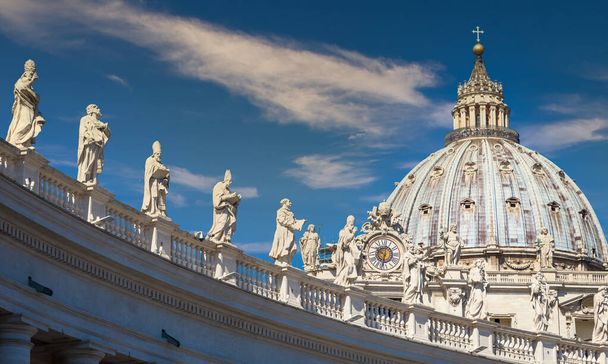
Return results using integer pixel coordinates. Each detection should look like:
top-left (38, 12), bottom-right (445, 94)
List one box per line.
top-left (460, 198), bottom-right (476, 212)
top-left (419, 204), bottom-right (433, 216)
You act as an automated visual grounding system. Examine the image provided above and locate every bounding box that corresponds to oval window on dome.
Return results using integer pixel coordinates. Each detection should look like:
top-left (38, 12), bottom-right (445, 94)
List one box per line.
top-left (547, 201), bottom-right (561, 214)
top-left (460, 198), bottom-right (476, 212)
top-left (532, 163), bottom-right (544, 175)
top-left (419, 204), bottom-right (433, 215)
top-left (506, 197), bottom-right (521, 213)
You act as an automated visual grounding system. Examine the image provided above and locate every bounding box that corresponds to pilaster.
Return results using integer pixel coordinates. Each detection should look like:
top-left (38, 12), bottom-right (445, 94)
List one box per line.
top-left (342, 286), bottom-right (367, 326)
top-left (0, 314), bottom-right (38, 364)
top-left (470, 320), bottom-right (497, 356)
top-left (149, 217), bottom-right (175, 259)
top-left (407, 304), bottom-right (434, 342)
top-left (15, 149), bottom-right (48, 193)
top-left (83, 185), bottom-right (114, 223)
top-left (214, 242), bottom-right (240, 285)
top-left (534, 332), bottom-right (560, 364)
top-left (280, 266), bottom-right (303, 308)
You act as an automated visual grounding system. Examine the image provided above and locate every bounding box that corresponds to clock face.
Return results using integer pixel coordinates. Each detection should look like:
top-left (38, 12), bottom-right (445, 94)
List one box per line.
top-left (367, 237), bottom-right (402, 271)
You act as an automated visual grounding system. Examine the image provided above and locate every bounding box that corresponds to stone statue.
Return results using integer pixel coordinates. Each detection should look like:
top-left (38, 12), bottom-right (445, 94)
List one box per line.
top-left (593, 287), bottom-right (608, 343)
top-left (402, 243), bottom-right (428, 304)
top-left (208, 169), bottom-right (241, 243)
top-left (5, 59), bottom-right (46, 149)
top-left (536, 226), bottom-right (555, 269)
top-left (77, 104), bottom-right (111, 185)
top-left (269, 199), bottom-right (305, 266)
top-left (439, 224), bottom-right (464, 266)
top-left (362, 201), bottom-right (403, 234)
top-left (334, 216), bottom-right (359, 286)
top-left (299, 224), bottom-right (320, 271)
top-left (141, 141), bottom-right (170, 217)
top-left (530, 272), bottom-right (557, 332)
top-left (465, 259), bottom-right (488, 319)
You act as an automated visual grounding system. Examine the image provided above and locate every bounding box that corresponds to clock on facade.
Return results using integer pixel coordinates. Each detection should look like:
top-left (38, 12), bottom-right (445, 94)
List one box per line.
top-left (366, 236), bottom-right (402, 272)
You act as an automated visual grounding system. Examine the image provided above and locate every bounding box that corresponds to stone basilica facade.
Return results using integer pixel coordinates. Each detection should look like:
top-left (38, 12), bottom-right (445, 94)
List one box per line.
top-left (1, 33), bottom-right (608, 364)
top-left (316, 39), bottom-right (608, 341)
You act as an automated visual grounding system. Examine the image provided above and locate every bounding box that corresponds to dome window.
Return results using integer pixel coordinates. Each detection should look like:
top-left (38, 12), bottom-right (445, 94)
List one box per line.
top-left (460, 198), bottom-right (476, 211)
top-left (499, 160), bottom-right (513, 175)
top-left (506, 197), bottom-right (521, 213)
top-left (547, 201), bottom-right (561, 214)
top-left (429, 166), bottom-right (444, 181)
top-left (404, 174), bottom-right (415, 188)
top-left (579, 209), bottom-right (590, 219)
top-left (419, 204), bottom-right (433, 215)
top-left (532, 163), bottom-right (544, 175)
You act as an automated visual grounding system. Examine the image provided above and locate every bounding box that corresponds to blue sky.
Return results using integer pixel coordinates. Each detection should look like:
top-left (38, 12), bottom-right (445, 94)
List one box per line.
top-left (0, 1), bottom-right (606, 264)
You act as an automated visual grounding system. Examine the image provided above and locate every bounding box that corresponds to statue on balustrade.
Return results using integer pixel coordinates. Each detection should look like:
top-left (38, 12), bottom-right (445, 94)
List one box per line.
top-left (465, 259), bottom-right (488, 320)
top-left (5, 59), bottom-right (46, 149)
top-left (208, 169), bottom-right (241, 243)
top-left (77, 104), bottom-right (111, 185)
top-left (299, 224), bottom-right (320, 271)
top-left (141, 141), bottom-right (170, 218)
top-left (530, 272), bottom-right (558, 332)
top-left (439, 224), bottom-right (464, 266)
top-left (593, 286), bottom-right (608, 343)
top-left (536, 226), bottom-right (555, 269)
top-left (334, 216), bottom-right (359, 286)
top-left (269, 198), bottom-right (305, 266)
top-left (402, 238), bottom-right (429, 304)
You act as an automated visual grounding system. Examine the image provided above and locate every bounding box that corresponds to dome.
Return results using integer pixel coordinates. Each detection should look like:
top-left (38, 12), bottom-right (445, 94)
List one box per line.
top-left (387, 42), bottom-right (608, 262)
top-left (388, 138), bottom-right (607, 258)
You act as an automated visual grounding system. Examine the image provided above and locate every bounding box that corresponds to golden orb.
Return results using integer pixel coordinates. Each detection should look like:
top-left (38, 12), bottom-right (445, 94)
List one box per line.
top-left (473, 42), bottom-right (485, 56)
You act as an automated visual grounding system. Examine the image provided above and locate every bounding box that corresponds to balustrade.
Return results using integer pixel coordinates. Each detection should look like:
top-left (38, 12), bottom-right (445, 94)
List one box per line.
top-left (236, 257), bottom-right (280, 300)
top-left (428, 316), bottom-right (472, 351)
top-left (493, 328), bottom-right (536, 362)
top-left (557, 342), bottom-right (601, 364)
top-left (105, 203), bottom-right (148, 248)
top-left (171, 234), bottom-right (215, 277)
top-left (364, 300), bottom-right (408, 337)
top-left (38, 169), bottom-right (85, 218)
top-left (300, 282), bottom-right (344, 319)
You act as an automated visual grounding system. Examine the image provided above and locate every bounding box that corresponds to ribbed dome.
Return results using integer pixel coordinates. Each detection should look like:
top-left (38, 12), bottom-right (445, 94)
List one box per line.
top-left (388, 137), bottom-right (607, 258)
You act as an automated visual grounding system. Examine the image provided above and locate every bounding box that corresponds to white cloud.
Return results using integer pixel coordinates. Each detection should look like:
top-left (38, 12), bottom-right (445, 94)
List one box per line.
top-left (284, 154), bottom-right (376, 189)
top-left (0, 0), bottom-right (436, 136)
top-left (399, 160), bottom-right (420, 169)
top-left (106, 74), bottom-right (129, 88)
top-left (169, 165), bottom-right (258, 198)
top-left (168, 192), bottom-right (187, 207)
top-left (239, 242), bottom-right (272, 254)
top-left (521, 118), bottom-right (608, 152)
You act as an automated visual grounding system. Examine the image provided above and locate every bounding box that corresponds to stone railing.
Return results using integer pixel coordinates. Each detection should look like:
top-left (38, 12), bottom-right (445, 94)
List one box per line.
top-left (556, 272), bottom-right (608, 285)
top-left (493, 327), bottom-right (537, 362)
top-left (3, 141), bottom-right (608, 364)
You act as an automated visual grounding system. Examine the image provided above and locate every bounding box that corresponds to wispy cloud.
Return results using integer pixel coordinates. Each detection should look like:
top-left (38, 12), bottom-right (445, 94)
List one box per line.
top-left (168, 192), bottom-right (187, 207)
top-left (0, 0), bottom-right (437, 137)
top-left (106, 74), bottom-right (129, 88)
top-left (169, 165), bottom-right (258, 198)
top-left (360, 193), bottom-right (389, 203)
top-left (284, 154), bottom-right (376, 189)
top-left (399, 160), bottom-right (420, 169)
top-left (239, 242), bottom-right (272, 254)
top-left (521, 118), bottom-right (608, 152)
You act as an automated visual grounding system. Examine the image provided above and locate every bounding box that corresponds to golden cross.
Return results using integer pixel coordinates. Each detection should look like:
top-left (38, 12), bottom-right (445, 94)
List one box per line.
top-left (472, 26), bottom-right (484, 42)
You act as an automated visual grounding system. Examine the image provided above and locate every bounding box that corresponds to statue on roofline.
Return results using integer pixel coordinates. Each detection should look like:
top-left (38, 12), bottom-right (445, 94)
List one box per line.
top-left (141, 141), bottom-right (170, 218)
top-left (334, 216), bottom-right (359, 286)
top-left (299, 224), bottom-right (320, 271)
top-left (269, 198), bottom-right (305, 266)
top-left (208, 169), bottom-right (241, 243)
top-left (77, 104), bottom-right (111, 185)
top-left (439, 224), bottom-right (464, 266)
top-left (6, 59), bottom-right (46, 149)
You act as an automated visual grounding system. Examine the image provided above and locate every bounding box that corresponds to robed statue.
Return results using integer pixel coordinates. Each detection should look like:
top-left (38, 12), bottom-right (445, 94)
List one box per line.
top-left (333, 216), bottom-right (359, 286)
top-left (77, 104), bottom-right (111, 185)
top-left (593, 287), bottom-right (608, 343)
top-left (269, 199), bottom-right (305, 266)
top-left (439, 224), bottom-right (464, 266)
top-left (536, 226), bottom-right (555, 269)
top-left (141, 141), bottom-right (170, 217)
top-left (465, 259), bottom-right (488, 319)
top-left (530, 272), bottom-right (557, 332)
top-left (208, 169), bottom-right (241, 243)
top-left (402, 241), bottom-right (429, 304)
top-left (5, 59), bottom-right (46, 149)
top-left (299, 224), bottom-right (320, 271)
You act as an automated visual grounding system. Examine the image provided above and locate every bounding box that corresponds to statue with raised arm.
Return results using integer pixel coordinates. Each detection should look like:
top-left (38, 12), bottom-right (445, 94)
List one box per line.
top-left (593, 287), bottom-right (608, 343)
top-left (530, 272), bottom-right (557, 332)
top-left (6, 59), bottom-right (46, 149)
top-left (77, 104), bottom-right (111, 185)
top-left (299, 224), bottom-right (320, 271)
top-left (269, 199), bottom-right (305, 266)
top-left (141, 141), bottom-right (170, 218)
top-left (536, 226), bottom-right (555, 269)
top-left (208, 169), bottom-right (241, 243)
top-left (439, 224), bottom-right (464, 266)
top-left (334, 216), bottom-right (359, 286)
top-left (465, 259), bottom-right (488, 319)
